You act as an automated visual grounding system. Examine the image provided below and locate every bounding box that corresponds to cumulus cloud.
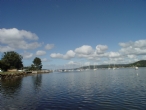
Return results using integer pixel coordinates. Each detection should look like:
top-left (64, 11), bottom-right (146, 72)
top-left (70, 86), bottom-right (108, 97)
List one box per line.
top-left (127, 55), bottom-right (136, 59)
top-left (50, 53), bottom-right (64, 59)
top-left (0, 45), bottom-right (15, 52)
top-left (119, 40), bottom-right (146, 55)
top-left (50, 50), bottom-right (75, 59)
top-left (75, 45), bottom-right (94, 55)
top-left (45, 44), bottom-right (54, 50)
top-left (119, 40), bottom-right (146, 48)
top-left (108, 52), bottom-right (121, 58)
top-left (64, 50), bottom-right (75, 59)
top-left (0, 28), bottom-right (38, 40)
top-left (96, 45), bottom-right (108, 54)
top-left (50, 39), bottom-right (146, 64)
top-left (119, 41), bottom-right (134, 48)
top-left (22, 51), bottom-right (33, 59)
top-left (36, 50), bottom-right (46, 56)
top-left (0, 28), bottom-right (41, 51)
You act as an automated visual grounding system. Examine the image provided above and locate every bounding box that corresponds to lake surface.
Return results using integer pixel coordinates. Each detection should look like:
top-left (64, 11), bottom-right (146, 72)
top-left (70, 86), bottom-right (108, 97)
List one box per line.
top-left (1, 68), bottom-right (146, 110)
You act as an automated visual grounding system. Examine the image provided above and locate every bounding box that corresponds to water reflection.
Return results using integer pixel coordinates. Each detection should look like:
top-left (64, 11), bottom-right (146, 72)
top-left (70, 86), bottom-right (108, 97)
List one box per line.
top-left (1, 68), bottom-right (146, 109)
top-left (32, 74), bottom-right (42, 91)
top-left (0, 77), bottom-right (22, 97)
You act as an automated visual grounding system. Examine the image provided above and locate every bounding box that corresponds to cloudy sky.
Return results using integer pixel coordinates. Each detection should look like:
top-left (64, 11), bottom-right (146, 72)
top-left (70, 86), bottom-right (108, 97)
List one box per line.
top-left (0, 0), bottom-right (146, 69)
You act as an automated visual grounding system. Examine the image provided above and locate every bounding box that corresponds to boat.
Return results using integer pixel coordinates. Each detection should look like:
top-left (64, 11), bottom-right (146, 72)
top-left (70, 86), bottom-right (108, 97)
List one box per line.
top-left (108, 63), bottom-right (111, 69)
top-left (113, 64), bottom-right (116, 70)
top-left (135, 67), bottom-right (138, 70)
top-left (93, 63), bottom-right (97, 70)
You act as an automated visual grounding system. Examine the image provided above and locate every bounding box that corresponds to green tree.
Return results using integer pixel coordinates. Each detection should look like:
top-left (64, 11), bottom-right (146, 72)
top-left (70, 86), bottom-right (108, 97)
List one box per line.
top-left (33, 57), bottom-right (42, 70)
top-left (0, 51), bottom-right (23, 71)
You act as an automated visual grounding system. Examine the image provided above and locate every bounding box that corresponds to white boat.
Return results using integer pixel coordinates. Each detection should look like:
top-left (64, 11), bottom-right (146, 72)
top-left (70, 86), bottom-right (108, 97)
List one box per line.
top-left (113, 64), bottom-right (116, 70)
top-left (94, 68), bottom-right (97, 71)
top-left (108, 63), bottom-right (111, 69)
top-left (94, 63), bottom-right (97, 70)
top-left (135, 67), bottom-right (138, 70)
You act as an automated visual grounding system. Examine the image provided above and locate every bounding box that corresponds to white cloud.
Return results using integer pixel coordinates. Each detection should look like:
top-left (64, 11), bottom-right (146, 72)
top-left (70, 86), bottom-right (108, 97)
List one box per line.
top-left (64, 50), bottom-right (75, 59)
top-left (36, 50), bottom-right (46, 56)
top-left (50, 50), bottom-right (75, 59)
top-left (50, 53), bottom-right (63, 59)
top-left (108, 52), bottom-right (121, 58)
top-left (127, 55), bottom-right (136, 59)
top-left (0, 45), bottom-right (15, 52)
top-left (15, 41), bottom-right (41, 50)
top-left (119, 41), bottom-right (134, 48)
top-left (119, 40), bottom-right (146, 48)
top-left (75, 45), bottom-right (94, 55)
top-left (119, 40), bottom-right (146, 55)
top-left (22, 51), bottom-right (33, 59)
top-left (50, 39), bottom-right (146, 64)
top-left (96, 45), bottom-right (108, 54)
top-left (0, 28), bottom-right (41, 50)
top-left (120, 45), bottom-right (146, 55)
top-left (45, 44), bottom-right (54, 50)
top-left (0, 28), bottom-right (38, 41)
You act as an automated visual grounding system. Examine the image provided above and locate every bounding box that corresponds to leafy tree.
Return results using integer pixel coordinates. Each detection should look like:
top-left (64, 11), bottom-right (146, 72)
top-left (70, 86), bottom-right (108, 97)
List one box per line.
top-left (33, 57), bottom-right (42, 70)
top-left (29, 64), bottom-right (36, 71)
top-left (0, 51), bottom-right (23, 71)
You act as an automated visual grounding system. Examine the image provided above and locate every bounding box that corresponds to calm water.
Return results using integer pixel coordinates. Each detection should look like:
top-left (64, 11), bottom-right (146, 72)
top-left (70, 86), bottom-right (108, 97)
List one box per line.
top-left (1, 68), bottom-right (146, 110)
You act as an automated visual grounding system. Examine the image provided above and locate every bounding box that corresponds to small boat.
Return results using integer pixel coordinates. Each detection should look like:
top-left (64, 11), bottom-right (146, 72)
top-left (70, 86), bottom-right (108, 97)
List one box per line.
top-left (113, 64), bottom-right (116, 70)
top-left (108, 63), bottom-right (111, 70)
top-left (94, 63), bottom-right (97, 70)
top-left (135, 67), bottom-right (138, 70)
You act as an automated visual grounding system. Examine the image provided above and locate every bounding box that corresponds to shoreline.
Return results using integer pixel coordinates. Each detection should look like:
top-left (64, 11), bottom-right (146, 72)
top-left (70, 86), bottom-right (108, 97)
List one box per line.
top-left (0, 71), bottom-right (51, 80)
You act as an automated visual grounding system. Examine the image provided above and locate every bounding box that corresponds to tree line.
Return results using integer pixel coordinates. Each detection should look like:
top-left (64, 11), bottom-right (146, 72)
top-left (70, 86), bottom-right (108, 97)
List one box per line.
top-left (0, 51), bottom-right (42, 71)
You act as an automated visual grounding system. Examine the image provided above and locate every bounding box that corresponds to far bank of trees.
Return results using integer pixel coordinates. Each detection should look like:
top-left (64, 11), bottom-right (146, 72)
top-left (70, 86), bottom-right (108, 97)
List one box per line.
top-left (0, 51), bottom-right (42, 71)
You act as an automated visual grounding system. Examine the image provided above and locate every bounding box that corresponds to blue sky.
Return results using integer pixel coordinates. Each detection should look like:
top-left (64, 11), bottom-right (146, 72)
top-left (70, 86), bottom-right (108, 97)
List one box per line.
top-left (0, 0), bottom-right (146, 69)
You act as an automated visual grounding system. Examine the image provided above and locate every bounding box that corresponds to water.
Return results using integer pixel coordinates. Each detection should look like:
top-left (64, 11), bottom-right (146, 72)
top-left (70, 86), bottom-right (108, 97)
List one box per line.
top-left (1, 68), bottom-right (146, 110)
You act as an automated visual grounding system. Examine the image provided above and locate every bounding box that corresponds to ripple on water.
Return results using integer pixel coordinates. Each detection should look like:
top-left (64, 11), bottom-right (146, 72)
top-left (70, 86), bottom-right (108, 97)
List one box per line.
top-left (1, 69), bottom-right (146, 109)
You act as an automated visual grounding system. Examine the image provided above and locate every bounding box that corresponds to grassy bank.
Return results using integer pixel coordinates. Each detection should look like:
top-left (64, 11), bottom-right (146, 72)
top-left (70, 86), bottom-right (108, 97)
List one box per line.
top-left (0, 71), bottom-right (26, 79)
top-left (0, 71), bottom-right (26, 75)
top-left (0, 71), bottom-right (51, 79)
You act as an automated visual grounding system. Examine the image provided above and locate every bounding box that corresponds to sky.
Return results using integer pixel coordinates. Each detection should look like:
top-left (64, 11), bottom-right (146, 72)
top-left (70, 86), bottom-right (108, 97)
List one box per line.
top-left (0, 0), bottom-right (146, 69)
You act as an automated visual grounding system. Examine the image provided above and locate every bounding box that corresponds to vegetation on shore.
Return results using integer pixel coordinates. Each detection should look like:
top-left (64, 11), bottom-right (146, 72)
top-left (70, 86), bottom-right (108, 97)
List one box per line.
top-left (0, 51), bottom-right (43, 72)
top-left (129, 60), bottom-right (146, 67)
top-left (79, 60), bottom-right (146, 69)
